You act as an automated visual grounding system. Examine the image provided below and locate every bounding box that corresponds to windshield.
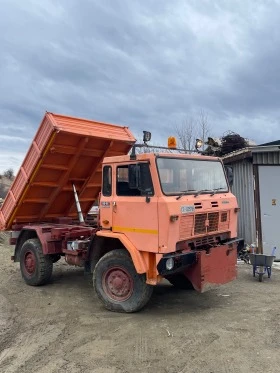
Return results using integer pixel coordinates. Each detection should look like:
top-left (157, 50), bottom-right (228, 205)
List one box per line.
top-left (156, 157), bottom-right (228, 195)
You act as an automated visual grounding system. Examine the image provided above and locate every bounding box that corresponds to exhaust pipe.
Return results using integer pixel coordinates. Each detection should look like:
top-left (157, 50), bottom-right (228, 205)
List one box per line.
top-left (72, 184), bottom-right (85, 224)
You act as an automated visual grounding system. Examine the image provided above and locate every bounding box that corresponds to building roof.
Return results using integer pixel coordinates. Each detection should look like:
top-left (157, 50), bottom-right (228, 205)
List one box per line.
top-left (259, 140), bottom-right (280, 146)
top-left (222, 148), bottom-right (252, 163)
top-left (251, 144), bottom-right (280, 153)
top-left (222, 144), bottom-right (280, 164)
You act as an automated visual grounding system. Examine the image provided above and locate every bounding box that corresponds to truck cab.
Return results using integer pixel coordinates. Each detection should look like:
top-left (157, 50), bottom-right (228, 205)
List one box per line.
top-left (100, 153), bottom-right (238, 251)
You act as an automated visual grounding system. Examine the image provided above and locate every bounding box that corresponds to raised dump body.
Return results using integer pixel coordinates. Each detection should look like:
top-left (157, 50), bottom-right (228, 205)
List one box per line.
top-left (0, 112), bottom-right (135, 230)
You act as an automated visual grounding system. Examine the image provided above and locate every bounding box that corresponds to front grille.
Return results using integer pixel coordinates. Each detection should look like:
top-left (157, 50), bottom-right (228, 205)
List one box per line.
top-left (194, 213), bottom-right (207, 234)
top-left (179, 215), bottom-right (194, 240)
top-left (194, 235), bottom-right (217, 247)
top-left (208, 212), bottom-right (219, 232)
top-left (194, 212), bottom-right (219, 234)
top-left (219, 211), bottom-right (230, 230)
top-left (221, 212), bottom-right (228, 222)
top-left (180, 211), bottom-right (229, 239)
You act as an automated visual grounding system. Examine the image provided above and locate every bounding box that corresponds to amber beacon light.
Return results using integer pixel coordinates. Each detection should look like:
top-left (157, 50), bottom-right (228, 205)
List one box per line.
top-left (168, 136), bottom-right (177, 149)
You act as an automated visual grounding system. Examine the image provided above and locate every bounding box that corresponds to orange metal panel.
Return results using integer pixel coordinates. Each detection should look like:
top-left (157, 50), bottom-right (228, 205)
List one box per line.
top-left (0, 112), bottom-right (135, 230)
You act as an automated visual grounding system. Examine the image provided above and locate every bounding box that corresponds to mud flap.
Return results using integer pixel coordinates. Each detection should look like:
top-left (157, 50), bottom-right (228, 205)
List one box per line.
top-left (185, 244), bottom-right (237, 293)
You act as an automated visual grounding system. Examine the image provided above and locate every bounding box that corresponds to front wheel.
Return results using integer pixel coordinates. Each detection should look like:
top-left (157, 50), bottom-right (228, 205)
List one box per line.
top-left (19, 238), bottom-right (53, 286)
top-left (93, 249), bottom-right (153, 313)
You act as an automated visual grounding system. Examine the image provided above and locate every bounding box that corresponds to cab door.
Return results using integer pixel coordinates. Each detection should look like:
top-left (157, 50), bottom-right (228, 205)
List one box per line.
top-left (111, 163), bottom-right (158, 253)
top-left (99, 165), bottom-right (114, 230)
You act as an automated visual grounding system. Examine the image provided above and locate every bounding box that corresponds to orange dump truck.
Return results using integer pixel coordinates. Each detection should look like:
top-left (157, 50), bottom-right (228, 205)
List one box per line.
top-left (0, 112), bottom-right (240, 312)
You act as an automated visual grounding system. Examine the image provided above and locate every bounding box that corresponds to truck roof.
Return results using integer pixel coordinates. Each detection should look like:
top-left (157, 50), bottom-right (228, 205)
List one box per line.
top-left (0, 112), bottom-right (135, 230)
top-left (103, 152), bottom-right (220, 163)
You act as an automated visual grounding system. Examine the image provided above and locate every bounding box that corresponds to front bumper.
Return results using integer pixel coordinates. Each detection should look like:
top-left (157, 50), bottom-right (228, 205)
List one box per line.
top-left (157, 240), bottom-right (239, 292)
top-left (157, 251), bottom-right (197, 276)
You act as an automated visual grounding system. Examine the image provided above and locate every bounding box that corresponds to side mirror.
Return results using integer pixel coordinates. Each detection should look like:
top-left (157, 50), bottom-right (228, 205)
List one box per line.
top-left (225, 166), bottom-right (233, 187)
top-left (128, 163), bottom-right (154, 195)
top-left (138, 163), bottom-right (154, 195)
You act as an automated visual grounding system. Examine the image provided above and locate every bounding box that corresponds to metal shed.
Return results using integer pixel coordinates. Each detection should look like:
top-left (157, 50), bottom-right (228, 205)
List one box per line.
top-left (223, 143), bottom-right (280, 259)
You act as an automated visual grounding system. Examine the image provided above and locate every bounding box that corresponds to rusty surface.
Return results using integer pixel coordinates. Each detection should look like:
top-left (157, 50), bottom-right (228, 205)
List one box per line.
top-left (23, 250), bottom-right (36, 275)
top-left (102, 266), bottom-right (134, 301)
top-left (12, 223), bottom-right (96, 256)
top-left (64, 254), bottom-right (85, 267)
top-left (194, 212), bottom-right (220, 235)
top-left (185, 243), bottom-right (237, 292)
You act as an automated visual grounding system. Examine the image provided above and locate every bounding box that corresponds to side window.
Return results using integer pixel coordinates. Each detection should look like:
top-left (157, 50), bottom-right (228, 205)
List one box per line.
top-left (102, 166), bottom-right (112, 196)
top-left (117, 166), bottom-right (141, 196)
top-left (116, 164), bottom-right (154, 197)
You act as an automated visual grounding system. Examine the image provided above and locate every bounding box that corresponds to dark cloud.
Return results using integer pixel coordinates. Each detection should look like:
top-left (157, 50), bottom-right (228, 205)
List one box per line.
top-left (1, 0), bottom-right (280, 171)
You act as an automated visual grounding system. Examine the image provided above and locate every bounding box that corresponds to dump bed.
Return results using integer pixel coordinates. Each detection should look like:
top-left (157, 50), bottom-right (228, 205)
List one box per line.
top-left (0, 112), bottom-right (135, 230)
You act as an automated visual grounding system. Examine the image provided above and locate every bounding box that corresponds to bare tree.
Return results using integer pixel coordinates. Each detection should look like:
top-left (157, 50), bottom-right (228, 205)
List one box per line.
top-left (175, 117), bottom-right (197, 153)
top-left (175, 112), bottom-right (212, 153)
top-left (132, 113), bottom-right (211, 156)
top-left (3, 168), bottom-right (14, 180)
top-left (197, 111), bottom-right (211, 150)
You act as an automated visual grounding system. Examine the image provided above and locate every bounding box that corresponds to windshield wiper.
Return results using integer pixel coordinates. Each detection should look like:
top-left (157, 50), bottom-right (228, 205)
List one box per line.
top-left (194, 188), bottom-right (226, 197)
top-left (194, 189), bottom-right (212, 197)
top-left (209, 187), bottom-right (226, 196)
top-left (176, 187), bottom-right (226, 200)
top-left (176, 190), bottom-right (196, 200)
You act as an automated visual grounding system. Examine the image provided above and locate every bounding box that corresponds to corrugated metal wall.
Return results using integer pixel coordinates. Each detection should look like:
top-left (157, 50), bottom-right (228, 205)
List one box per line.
top-left (230, 160), bottom-right (256, 244)
top-left (253, 151), bottom-right (280, 165)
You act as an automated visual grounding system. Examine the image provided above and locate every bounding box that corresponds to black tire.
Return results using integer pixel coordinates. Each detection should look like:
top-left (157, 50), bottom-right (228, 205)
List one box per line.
top-left (93, 249), bottom-right (153, 313)
top-left (19, 238), bottom-right (53, 286)
top-left (166, 273), bottom-right (194, 290)
top-left (258, 273), bottom-right (263, 282)
top-left (50, 254), bottom-right (61, 263)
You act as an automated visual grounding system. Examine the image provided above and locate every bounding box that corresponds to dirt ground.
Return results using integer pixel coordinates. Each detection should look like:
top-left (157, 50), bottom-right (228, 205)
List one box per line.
top-left (1, 233), bottom-right (280, 373)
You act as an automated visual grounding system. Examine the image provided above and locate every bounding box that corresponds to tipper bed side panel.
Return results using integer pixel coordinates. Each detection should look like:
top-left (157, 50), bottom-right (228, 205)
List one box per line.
top-left (0, 113), bottom-right (135, 230)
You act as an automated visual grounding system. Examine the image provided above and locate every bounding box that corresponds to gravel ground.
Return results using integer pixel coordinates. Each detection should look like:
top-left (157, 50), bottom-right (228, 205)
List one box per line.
top-left (1, 233), bottom-right (280, 373)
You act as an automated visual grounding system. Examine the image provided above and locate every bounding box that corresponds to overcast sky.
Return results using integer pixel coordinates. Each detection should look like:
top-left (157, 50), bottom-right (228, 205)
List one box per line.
top-left (1, 0), bottom-right (280, 173)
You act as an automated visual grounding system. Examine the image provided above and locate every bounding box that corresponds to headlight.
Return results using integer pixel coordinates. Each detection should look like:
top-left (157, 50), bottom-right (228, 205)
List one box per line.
top-left (166, 258), bottom-right (174, 270)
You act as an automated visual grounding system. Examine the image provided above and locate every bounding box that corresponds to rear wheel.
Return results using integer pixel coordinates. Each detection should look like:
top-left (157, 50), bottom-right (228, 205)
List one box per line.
top-left (93, 249), bottom-right (153, 313)
top-left (166, 273), bottom-right (194, 290)
top-left (19, 238), bottom-right (53, 286)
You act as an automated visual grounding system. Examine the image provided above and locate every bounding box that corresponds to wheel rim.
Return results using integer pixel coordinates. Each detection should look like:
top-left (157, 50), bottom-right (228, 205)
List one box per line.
top-left (102, 266), bottom-right (134, 301)
top-left (24, 251), bottom-right (36, 275)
